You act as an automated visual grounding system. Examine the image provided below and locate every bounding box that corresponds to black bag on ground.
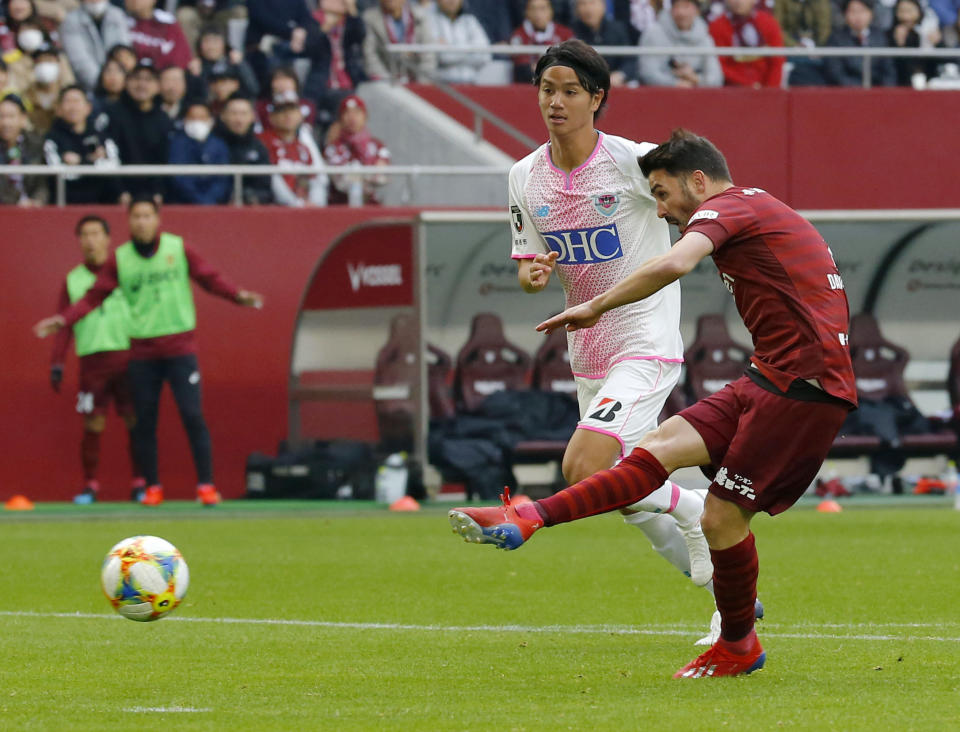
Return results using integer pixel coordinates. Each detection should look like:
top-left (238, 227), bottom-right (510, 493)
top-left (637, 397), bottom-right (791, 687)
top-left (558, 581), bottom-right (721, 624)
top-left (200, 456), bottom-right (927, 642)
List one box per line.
top-left (245, 440), bottom-right (376, 499)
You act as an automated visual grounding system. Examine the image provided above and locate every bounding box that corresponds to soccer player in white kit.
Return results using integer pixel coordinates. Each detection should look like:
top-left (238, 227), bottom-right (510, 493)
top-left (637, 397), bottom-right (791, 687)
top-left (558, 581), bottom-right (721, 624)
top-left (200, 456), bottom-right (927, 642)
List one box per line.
top-left (507, 40), bottom-right (715, 622)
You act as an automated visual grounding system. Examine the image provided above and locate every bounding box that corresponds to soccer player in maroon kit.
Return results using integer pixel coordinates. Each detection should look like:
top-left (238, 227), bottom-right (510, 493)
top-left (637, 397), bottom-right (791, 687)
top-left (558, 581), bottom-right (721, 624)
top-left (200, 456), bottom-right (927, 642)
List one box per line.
top-left (51, 215), bottom-right (144, 504)
top-left (449, 129), bottom-right (857, 678)
top-left (35, 196), bottom-right (263, 506)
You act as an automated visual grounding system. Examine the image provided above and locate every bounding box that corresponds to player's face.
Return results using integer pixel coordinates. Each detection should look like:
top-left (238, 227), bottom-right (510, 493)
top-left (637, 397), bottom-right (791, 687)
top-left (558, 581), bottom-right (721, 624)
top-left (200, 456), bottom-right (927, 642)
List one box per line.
top-left (538, 65), bottom-right (601, 137)
top-left (79, 221), bottom-right (110, 265)
top-left (129, 202), bottom-right (160, 243)
top-left (648, 170), bottom-right (704, 231)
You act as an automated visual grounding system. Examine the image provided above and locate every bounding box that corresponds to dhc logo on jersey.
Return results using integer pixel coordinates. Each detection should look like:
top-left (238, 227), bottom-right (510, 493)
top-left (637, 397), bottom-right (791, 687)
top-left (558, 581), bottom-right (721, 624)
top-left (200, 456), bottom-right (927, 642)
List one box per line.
top-left (542, 223), bottom-right (623, 264)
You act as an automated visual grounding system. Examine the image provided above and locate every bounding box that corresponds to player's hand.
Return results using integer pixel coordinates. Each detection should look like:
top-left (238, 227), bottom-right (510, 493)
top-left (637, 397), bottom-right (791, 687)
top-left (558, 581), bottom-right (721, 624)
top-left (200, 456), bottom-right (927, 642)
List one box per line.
top-left (50, 364), bottom-right (63, 392)
top-left (34, 315), bottom-right (66, 338)
top-left (536, 299), bottom-right (603, 334)
top-left (527, 251), bottom-right (558, 290)
top-left (237, 290), bottom-right (264, 309)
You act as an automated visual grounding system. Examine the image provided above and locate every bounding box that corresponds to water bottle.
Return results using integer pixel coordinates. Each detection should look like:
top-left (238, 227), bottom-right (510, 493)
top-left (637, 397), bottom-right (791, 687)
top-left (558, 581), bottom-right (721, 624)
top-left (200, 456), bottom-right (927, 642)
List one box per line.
top-left (375, 452), bottom-right (408, 504)
top-left (945, 459), bottom-right (959, 509)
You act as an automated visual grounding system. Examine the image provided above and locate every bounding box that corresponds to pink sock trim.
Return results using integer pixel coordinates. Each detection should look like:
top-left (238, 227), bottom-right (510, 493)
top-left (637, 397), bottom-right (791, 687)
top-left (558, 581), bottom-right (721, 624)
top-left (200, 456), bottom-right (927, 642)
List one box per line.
top-left (667, 482), bottom-right (680, 513)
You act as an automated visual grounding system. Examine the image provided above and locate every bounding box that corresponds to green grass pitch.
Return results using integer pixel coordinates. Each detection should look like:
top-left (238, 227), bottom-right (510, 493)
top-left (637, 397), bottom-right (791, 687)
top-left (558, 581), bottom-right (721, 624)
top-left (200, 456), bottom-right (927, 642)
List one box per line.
top-left (0, 500), bottom-right (958, 731)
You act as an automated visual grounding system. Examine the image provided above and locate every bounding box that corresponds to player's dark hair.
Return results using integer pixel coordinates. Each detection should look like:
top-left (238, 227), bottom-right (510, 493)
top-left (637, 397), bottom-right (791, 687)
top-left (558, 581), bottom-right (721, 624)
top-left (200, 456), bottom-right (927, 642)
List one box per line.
top-left (75, 214), bottom-right (109, 236)
top-left (533, 39), bottom-right (610, 118)
top-left (128, 192), bottom-right (160, 213)
top-left (639, 128), bottom-right (732, 182)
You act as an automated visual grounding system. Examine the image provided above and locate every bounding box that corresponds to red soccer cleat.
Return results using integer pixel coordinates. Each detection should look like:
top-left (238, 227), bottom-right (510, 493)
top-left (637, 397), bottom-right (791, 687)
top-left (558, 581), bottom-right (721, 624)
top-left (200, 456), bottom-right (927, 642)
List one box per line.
top-left (448, 488), bottom-right (543, 550)
top-left (674, 634), bottom-right (766, 679)
top-left (141, 484), bottom-right (164, 506)
top-left (196, 483), bottom-right (222, 506)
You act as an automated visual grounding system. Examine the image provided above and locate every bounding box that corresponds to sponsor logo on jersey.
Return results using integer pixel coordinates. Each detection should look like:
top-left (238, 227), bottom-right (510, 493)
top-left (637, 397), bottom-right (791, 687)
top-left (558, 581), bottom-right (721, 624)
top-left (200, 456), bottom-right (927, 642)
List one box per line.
top-left (828, 273), bottom-right (844, 290)
top-left (740, 188), bottom-right (766, 196)
top-left (592, 193), bottom-right (620, 217)
top-left (511, 205), bottom-right (524, 233)
top-left (720, 272), bottom-right (735, 294)
top-left (542, 223), bottom-right (623, 264)
top-left (689, 209), bottom-right (719, 222)
top-left (714, 467), bottom-right (755, 500)
top-left (347, 262), bottom-right (403, 292)
top-left (536, 205), bottom-right (549, 217)
top-left (588, 397), bottom-right (622, 423)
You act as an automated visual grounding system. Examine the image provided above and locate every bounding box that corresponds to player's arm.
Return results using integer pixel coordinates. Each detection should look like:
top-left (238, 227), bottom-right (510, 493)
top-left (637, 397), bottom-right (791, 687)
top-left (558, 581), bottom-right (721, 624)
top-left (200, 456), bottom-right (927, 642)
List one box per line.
top-left (34, 258), bottom-right (120, 338)
top-left (185, 245), bottom-right (264, 308)
top-left (537, 231), bottom-right (714, 333)
top-left (49, 282), bottom-right (73, 392)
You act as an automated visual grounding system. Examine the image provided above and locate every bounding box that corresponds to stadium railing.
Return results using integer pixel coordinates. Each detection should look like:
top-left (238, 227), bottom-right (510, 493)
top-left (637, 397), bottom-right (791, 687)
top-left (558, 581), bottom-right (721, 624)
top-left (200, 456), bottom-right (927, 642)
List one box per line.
top-left (387, 43), bottom-right (960, 89)
top-left (0, 163), bottom-right (513, 207)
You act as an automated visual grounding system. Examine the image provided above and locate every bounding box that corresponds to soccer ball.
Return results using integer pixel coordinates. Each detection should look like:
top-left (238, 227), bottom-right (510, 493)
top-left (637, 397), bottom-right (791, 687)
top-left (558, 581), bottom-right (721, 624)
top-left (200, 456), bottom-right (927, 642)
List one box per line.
top-left (100, 535), bottom-right (189, 622)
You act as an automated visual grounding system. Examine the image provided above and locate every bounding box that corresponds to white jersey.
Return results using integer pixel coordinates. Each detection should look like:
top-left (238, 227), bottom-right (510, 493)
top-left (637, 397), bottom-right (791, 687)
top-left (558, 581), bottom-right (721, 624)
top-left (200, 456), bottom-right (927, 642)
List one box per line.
top-left (509, 132), bottom-right (683, 378)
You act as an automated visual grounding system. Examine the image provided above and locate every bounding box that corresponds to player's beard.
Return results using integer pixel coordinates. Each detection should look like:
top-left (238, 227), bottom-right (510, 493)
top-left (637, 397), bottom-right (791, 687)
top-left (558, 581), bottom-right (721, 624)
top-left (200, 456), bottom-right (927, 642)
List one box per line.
top-left (672, 177), bottom-right (702, 232)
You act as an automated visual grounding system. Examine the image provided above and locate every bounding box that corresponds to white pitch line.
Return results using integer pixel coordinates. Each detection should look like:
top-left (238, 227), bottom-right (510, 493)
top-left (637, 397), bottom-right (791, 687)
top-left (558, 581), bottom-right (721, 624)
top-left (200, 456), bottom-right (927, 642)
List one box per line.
top-left (124, 707), bottom-right (211, 713)
top-left (1, 611), bottom-right (958, 643)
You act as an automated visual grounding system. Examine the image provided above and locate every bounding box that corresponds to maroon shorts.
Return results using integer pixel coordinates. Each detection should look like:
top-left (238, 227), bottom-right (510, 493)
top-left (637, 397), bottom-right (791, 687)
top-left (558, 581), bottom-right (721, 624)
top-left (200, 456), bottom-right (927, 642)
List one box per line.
top-left (678, 375), bottom-right (848, 515)
top-left (77, 354), bottom-right (134, 418)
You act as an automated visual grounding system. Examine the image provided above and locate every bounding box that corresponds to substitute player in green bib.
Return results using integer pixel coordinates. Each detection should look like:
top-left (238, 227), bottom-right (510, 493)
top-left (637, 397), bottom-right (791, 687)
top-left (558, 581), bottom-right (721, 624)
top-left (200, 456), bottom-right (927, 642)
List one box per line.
top-left (36, 196), bottom-right (263, 506)
top-left (50, 215), bottom-right (144, 504)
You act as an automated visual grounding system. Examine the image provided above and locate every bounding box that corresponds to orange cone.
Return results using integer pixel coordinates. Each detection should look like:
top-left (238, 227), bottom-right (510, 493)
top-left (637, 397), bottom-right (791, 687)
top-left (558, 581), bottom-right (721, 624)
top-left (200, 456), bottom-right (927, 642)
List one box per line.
top-left (389, 495), bottom-right (420, 512)
top-left (4, 495), bottom-right (34, 511)
top-left (816, 499), bottom-right (842, 513)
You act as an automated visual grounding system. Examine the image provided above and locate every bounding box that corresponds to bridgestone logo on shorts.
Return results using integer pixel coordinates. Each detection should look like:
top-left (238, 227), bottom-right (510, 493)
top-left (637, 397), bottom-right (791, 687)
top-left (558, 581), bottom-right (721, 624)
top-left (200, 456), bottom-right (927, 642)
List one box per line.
top-left (347, 263), bottom-right (403, 292)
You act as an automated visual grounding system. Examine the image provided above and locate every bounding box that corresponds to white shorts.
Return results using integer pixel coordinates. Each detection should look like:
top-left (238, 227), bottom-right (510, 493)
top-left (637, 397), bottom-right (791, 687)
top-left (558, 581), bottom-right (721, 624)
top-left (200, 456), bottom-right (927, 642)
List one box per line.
top-left (576, 359), bottom-right (682, 458)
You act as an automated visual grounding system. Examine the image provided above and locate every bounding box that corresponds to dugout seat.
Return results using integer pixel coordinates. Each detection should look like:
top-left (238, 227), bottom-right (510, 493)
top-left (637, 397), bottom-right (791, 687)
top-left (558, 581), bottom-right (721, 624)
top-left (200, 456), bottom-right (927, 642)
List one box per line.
top-left (683, 314), bottom-right (751, 401)
top-left (453, 313), bottom-right (531, 413)
top-left (531, 325), bottom-right (576, 399)
top-left (427, 344), bottom-right (455, 421)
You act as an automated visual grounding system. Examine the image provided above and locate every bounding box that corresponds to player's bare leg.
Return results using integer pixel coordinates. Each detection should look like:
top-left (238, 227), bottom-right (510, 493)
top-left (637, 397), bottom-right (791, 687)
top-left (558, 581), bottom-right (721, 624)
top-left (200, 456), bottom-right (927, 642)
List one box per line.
top-left (562, 428), bottom-right (713, 586)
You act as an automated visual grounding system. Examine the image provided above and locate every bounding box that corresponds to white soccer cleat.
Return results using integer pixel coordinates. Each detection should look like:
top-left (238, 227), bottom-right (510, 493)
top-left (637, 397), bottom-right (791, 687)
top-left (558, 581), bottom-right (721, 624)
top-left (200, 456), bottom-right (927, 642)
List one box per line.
top-left (678, 521), bottom-right (713, 586)
top-left (695, 610), bottom-right (722, 646)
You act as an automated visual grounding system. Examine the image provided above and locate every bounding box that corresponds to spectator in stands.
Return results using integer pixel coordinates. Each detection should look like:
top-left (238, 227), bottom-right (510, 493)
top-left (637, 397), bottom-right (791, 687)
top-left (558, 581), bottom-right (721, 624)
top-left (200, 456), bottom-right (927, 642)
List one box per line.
top-left (823, 0), bottom-right (896, 86)
top-left (361, 0), bottom-right (436, 82)
top-left (709, 0), bottom-right (786, 87)
top-left (510, 0), bottom-right (574, 84)
top-left (22, 43), bottom-right (67, 134)
top-left (107, 43), bottom-right (138, 72)
top-left (167, 99), bottom-right (231, 204)
top-left (256, 66), bottom-right (318, 131)
top-left (427, 0), bottom-right (492, 84)
top-left (887, 0), bottom-right (941, 84)
top-left (257, 90), bottom-right (327, 206)
top-left (5, 17), bottom-right (70, 93)
top-left (176, 0), bottom-right (248, 51)
top-left (125, 0), bottom-right (193, 70)
top-left (639, 0), bottom-right (723, 86)
top-left (61, 0), bottom-right (131, 92)
top-left (571, 0), bottom-right (636, 85)
top-left (0, 57), bottom-right (10, 97)
top-left (469, 0), bottom-right (523, 43)
top-left (307, 0), bottom-right (367, 133)
top-left (0, 0), bottom-right (44, 54)
top-left (624, 0), bottom-right (663, 43)
top-left (214, 92), bottom-right (273, 204)
top-left (187, 25), bottom-right (258, 98)
top-left (243, 0), bottom-right (329, 92)
top-left (31, 0), bottom-right (75, 26)
top-left (773, 0), bottom-right (832, 85)
top-left (323, 94), bottom-right (389, 204)
top-left (42, 84), bottom-right (120, 203)
top-left (208, 66), bottom-right (241, 116)
top-left (931, 0), bottom-right (960, 29)
top-left (0, 94), bottom-right (47, 205)
top-left (93, 57), bottom-right (125, 112)
top-left (107, 60), bottom-right (173, 201)
top-left (159, 64), bottom-right (188, 121)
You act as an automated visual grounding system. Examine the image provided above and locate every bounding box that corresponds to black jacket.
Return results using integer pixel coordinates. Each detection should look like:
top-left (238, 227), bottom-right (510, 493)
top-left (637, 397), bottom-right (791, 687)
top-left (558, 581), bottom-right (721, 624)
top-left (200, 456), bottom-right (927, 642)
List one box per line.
top-left (213, 120), bottom-right (273, 205)
top-left (823, 27), bottom-right (897, 87)
top-left (105, 92), bottom-right (174, 198)
top-left (572, 17), bottom-right (637, 80)
top-left (43, 116), bottom-right (120, 203)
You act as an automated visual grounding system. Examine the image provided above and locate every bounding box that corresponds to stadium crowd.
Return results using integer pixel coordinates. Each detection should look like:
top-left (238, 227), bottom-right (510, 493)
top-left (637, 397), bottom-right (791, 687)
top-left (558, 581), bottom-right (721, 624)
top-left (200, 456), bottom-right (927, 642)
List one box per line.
top-left (0, 0), bottom-right (958, 205)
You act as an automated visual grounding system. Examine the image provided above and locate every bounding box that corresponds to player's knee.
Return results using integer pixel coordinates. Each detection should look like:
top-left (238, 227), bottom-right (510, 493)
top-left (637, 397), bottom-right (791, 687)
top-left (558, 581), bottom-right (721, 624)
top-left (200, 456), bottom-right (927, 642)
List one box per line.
top-left (562, 452), bottom-right (609, 485)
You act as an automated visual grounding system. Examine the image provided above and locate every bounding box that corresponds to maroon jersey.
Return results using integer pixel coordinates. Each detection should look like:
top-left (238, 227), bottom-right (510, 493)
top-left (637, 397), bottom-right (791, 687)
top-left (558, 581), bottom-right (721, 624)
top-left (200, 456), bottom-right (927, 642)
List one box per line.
top-left (684, 187), bottom-right (857, 407)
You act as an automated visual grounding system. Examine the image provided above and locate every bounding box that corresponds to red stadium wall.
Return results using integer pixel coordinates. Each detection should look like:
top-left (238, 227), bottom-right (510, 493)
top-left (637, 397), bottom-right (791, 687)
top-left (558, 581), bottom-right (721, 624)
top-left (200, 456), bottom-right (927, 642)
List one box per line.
top-left (409, 85), bottom-right (960, 210)
top-left (0, 206), bottom-right (422, 502)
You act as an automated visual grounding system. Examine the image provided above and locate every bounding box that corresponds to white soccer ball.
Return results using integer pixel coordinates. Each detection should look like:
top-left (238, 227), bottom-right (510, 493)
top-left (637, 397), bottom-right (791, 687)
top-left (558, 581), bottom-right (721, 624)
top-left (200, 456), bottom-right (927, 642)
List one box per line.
top-left (100, 535), bottom-right (189, 622)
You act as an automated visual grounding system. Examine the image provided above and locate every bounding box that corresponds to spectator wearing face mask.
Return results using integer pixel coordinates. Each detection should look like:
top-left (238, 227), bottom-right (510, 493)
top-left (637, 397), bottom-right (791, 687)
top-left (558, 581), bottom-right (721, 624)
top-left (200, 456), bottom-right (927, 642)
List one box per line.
top-left (43, 84), bottom-right (120, 203)
top-left (0, 0), bottom-right (55, 54)
top-left (167, 99), bottom-right (231, 204)
top-left (5, 18), bottom-right (74, 93)
top-left (0, 93), bottom-right (48, 205)
top-left (23, 43), bottom-right (68, 134)
top-left (61, 0), bottom-right (131, 92)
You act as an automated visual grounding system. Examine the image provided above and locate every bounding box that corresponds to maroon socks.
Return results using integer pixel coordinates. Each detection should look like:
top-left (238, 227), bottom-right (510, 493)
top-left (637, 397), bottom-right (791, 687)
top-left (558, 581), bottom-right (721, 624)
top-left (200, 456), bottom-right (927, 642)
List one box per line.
top-left (712, 532), bottom-right (760, 646)
top-left (534, 448), bottom-right (669, 526)
top-left (81, 429), bottom-right (100, 482)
